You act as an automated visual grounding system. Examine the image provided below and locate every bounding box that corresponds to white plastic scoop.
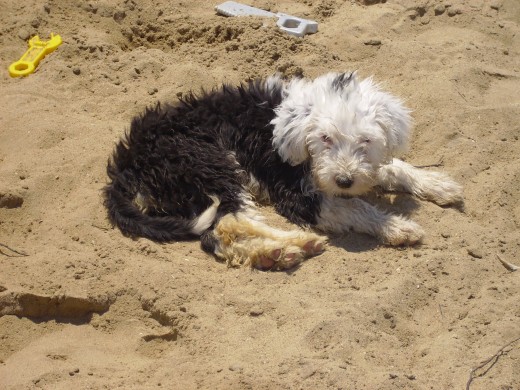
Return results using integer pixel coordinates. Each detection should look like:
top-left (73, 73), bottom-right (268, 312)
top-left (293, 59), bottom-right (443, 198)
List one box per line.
top-left (215, 1), bottom-right (318, 37)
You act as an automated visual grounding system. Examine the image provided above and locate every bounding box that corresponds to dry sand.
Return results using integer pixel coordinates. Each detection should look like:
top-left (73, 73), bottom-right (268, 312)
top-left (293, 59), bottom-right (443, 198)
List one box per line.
top-left (1, 0), bottom-right (519, 389)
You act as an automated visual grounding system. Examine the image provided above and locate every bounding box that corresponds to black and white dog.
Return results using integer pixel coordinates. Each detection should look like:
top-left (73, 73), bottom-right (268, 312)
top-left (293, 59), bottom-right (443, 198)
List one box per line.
top-left (104, 72), bottom-right (463, 270)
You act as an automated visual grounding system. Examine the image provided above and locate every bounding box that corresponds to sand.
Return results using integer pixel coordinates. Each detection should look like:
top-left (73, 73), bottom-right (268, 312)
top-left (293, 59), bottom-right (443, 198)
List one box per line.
top-left (0, 0), bottom-right (519, 389)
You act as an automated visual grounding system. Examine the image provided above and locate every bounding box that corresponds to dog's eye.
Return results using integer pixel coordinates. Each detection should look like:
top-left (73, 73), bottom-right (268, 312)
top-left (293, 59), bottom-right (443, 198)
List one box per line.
top-left (362, 138), bottom-right (371, 144)
top-left (321, 135), bottom-right (333, 146)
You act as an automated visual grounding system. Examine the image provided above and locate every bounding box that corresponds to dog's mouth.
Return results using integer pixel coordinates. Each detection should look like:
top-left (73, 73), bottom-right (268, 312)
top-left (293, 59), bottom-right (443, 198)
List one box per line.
top-left (337, 179), bottom-right (373, 196)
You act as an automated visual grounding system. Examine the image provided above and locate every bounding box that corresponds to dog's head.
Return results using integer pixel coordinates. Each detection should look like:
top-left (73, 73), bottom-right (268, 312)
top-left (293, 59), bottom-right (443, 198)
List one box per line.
top-left (271, 72), bottom-right (411, 196)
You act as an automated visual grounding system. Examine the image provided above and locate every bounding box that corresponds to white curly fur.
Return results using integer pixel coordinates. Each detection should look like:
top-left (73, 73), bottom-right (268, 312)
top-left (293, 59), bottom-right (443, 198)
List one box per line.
top-left (271, 72), bottom-right (463, 245)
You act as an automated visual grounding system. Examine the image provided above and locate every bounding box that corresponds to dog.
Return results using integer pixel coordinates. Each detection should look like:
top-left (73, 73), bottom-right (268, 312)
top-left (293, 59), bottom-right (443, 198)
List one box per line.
top-left (103, 72), bottom-right (463, 270)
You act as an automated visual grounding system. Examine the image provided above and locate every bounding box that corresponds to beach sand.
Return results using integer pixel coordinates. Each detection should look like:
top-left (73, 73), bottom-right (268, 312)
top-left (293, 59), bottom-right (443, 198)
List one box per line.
top-left (1, 0), bottom-right (519, 388)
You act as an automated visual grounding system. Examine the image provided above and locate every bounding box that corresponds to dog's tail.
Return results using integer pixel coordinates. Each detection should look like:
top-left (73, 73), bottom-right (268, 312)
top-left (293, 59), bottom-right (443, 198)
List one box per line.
top-left (103, 182), bottom-right (220, 242)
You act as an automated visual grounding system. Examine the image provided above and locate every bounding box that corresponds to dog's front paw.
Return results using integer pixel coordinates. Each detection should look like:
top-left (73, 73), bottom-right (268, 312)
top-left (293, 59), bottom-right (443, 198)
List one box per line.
top-left (417, 171), bottom-right (464, 207)
top-left (435, 177), bottom-right (464, 206)
top-left (379, 216), bottom-right (424, 246)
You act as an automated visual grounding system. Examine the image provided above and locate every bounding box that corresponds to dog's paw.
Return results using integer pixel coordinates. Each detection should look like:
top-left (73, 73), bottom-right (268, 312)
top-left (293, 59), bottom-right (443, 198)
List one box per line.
top-left (302, 238), bottom-right (327, 257)
top-left (255, 246), bottom-right (305, 271)
top-left (416, 171), bottom-right (464, 207)
top-left (379, 216), bottom-right (424, 246)
top-left (288, 232), bottom-right (327, 257)
top-left (433, 178), bottom-right (464, 206)
top-left (276, 246), bottom-right (306, 270)
top-left (253, 233), bottom-right (327, 271)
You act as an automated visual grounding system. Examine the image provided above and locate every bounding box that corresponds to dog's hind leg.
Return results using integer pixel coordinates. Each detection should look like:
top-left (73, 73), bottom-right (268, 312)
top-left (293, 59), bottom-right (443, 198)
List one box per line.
top-left (209, 212), bottom-right (327, 270)
top-left (377, 158), bottom-right (463, 206)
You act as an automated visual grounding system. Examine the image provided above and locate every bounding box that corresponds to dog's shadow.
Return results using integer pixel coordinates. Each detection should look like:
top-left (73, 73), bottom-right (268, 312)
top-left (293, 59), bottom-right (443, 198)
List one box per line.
top-left (327, 233), bottom-right (379, 254)
top-left (367, 188), bottom-right (424, 216)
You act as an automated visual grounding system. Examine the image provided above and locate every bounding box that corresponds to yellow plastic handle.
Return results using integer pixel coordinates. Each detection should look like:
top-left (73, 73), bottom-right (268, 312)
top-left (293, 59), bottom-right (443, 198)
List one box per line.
top-left (9, 33), bottom-right (62, 78)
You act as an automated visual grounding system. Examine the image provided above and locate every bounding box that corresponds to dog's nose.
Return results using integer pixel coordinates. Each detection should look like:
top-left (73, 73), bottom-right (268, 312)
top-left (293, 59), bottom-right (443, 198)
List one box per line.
top-left (335, 176), bottom-right (353, 189)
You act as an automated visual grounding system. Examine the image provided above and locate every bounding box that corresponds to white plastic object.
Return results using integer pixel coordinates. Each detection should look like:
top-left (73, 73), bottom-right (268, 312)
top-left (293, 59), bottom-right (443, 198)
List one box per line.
top-left (215, 1), bottom-right (318, 37)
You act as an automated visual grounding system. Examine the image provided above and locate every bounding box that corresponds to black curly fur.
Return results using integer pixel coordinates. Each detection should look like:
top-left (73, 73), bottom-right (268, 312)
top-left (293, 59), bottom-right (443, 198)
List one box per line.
top-left (104, 78), bottom-right (322, 253)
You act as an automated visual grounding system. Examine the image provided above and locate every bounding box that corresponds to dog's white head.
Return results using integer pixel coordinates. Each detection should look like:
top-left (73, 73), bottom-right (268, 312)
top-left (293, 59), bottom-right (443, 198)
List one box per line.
top-left (271, 72), bottom-right (411, 196)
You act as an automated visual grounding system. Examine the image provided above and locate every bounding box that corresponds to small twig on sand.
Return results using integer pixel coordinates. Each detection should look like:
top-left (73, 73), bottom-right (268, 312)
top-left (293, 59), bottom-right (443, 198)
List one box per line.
top-left (457, 90), bottom-right (468, 102)
top-left (92, 223), bottom-right (110, 231)
top-left (438, 303), bottom-right (445, 319)
top-left (0, 242), bottom-right (28, 257)
top-left (414, 159), bottom-right (444, 169)
top-left (466, 336), bottom-right (520, 390)
top-left (496, 254), bottom-right (519, 272)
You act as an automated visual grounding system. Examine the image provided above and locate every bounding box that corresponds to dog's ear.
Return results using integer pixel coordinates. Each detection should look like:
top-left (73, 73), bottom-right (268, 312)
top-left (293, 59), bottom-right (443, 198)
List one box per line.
top-left (271, 102), bottom-right (312, 165)
top-left (271, 77), bottom-right (315, 165)
top-left (358, 78), bottom-right (411, 157)
top-left (374, 94), bottom-right (411, 157)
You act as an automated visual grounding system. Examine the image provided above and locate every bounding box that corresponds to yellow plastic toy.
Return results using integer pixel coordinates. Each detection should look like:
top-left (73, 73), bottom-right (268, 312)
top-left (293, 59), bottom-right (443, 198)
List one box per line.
top-left (9, 33), bottom-right (63, 78)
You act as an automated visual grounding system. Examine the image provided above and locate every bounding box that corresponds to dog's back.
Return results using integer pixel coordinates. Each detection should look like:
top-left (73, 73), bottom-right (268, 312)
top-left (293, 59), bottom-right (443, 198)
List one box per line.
top-left (103, 78), bottom-right (285, 242)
